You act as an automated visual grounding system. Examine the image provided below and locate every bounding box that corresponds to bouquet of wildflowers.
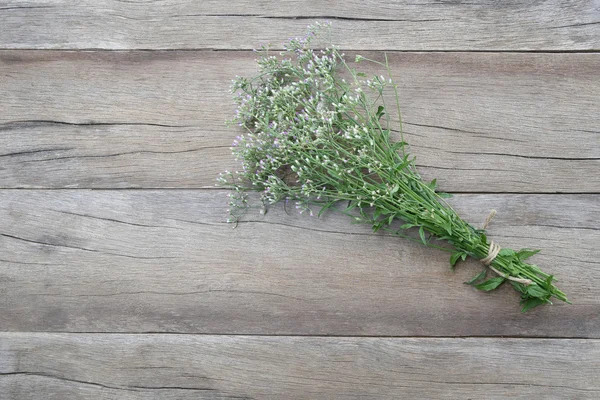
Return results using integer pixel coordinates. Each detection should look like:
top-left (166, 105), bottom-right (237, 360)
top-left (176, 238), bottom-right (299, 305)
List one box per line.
top-left (219, 23), bottom-right (569, 312)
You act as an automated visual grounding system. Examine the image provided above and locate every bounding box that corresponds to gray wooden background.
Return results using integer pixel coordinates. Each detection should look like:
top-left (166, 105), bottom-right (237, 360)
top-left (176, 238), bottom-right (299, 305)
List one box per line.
top-left (1, 1), bottom-right (599, 399)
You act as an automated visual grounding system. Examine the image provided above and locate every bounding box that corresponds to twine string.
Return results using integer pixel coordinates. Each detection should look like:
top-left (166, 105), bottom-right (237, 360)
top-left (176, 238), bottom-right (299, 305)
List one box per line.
top-left (480, 209), bottom-right (533, 286)
top-left (480, 240), bottom-right (501, 266)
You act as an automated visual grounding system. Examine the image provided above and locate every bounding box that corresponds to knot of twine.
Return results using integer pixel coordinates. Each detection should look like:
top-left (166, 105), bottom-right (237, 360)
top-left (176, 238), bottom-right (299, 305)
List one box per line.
top-left (480, 209), bottom-right (533, 286)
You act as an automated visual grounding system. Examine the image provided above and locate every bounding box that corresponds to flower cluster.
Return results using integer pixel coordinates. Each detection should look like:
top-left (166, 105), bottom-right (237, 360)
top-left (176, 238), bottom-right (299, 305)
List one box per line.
top-left (219, 24), bottom-right (568, 311)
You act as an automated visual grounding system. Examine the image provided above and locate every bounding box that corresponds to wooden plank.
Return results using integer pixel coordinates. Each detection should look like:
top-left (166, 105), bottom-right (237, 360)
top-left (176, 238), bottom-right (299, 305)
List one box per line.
top-left (1, 1), bottom-right (599, 50)
top-left (1, 51), bottom-right (598, 192)
top-left (1, 333), bottom-right (599, 399)
top-left (1, 190), bottom-right (598, 336)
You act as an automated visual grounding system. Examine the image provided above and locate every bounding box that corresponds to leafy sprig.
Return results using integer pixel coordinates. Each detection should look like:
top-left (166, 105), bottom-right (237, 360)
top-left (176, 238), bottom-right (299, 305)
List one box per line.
top-left (219, 23), bottom-right (569, 311)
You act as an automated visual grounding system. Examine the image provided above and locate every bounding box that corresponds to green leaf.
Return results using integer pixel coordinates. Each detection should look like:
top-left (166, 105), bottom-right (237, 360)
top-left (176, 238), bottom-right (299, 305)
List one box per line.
top-left (526, 284), bottom-right (548, 298)
top-left (399, 223), bottom-right (415, 230)
top-left (356, 72), bottom-right (367, 77)
top-left (376, 105), bottom-right (385, 118)
top-left (516, 248), bottom-right (540, 261)
top-left (449, 252), bottom-right (461, 267)
top-left (510, 281), bottom-right (527, 294)
top-left (442, 220), bottom-right (452, 235)
top-left (394, 158), bottom-right (410, 172)
top-left (474, 277), bottom-right (505, 291)
top-left (392, 141), bottom-right (408, 152)
top-left (344, 200), bottom-right (358, 212)
top-left (498, 248), bottom-right (515, 257)
top-left (328, 170), bottom-right (341, 179)
top-left (390, 184), bottom-right (400, 195)
top-left (522, 264), bottom-right (541, 275)
top-left (317, 200), bottom-right (337, 218)
top-left (418, 226), bottom-right (427, 245)
top-left (437, 192), bottom-right (453, 198)
top-left (520, 297), bottom-right (546, 313)
top-left (544, 275), bottom-right (554, 289)
top-left (428, 179), bottom-right (437, 190)
top-left (372, 221), bottom-right (382, 233)
top-left (359, 208), bottom-right (369, 219)
top-left (465, 269), bottom-right (487, 285)
top-left (449, 251), bottom-right (467, 269)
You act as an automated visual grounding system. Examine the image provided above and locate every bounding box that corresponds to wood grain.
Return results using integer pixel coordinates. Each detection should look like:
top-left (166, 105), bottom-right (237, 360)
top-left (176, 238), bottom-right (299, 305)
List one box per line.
top-left (0, 1), bottom-right (599, 50)
top-left (1, 51), bottom-right (598, 192)
top-left (1, 190), bottom-right (598, 336)
top-left (1, 333), bottom-right (599, 399)
top-left (1, 1), bottom-right (597, 395)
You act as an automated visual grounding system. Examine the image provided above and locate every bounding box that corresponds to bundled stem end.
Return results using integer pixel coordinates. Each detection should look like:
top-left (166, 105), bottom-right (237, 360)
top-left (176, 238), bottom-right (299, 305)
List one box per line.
top-left (219, 23), bottom-right (569, 312)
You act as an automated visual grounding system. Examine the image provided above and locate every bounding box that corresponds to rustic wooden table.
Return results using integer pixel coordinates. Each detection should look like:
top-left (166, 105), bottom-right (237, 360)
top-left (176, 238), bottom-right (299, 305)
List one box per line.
top-left (1, 2), bottom-right (599, 398)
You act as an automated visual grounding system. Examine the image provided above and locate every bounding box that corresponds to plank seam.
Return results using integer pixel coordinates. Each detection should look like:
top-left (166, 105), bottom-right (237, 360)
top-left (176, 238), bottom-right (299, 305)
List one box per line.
top-left (0, 48), bottom-right (599, 53)
top-left (1, 188), bottom-right (598, 194)
top-left (2, 332), bottom-right (597, 339)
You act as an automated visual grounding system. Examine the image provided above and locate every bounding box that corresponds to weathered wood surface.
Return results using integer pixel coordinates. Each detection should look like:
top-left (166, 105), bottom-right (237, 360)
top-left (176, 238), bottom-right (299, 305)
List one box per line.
top-left (1, 1), bottom-right (599, 50)
top-left (2, 4), bottom-right (599, 397)
top-left (1, 51), bottom-right (598, 192)
top-left (1, 190), bottom-right (597, 336)
top-left (1, 333), bottom-right (599, 399)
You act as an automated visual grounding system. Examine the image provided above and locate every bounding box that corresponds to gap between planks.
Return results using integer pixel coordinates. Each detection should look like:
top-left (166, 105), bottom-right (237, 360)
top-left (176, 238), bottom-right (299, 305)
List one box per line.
top-left (5, 331), bottom-right (594, 340)
top-left (0, 189), bottom-right (599, 195)
top-left (1, 48), bottom-right (600, 53)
